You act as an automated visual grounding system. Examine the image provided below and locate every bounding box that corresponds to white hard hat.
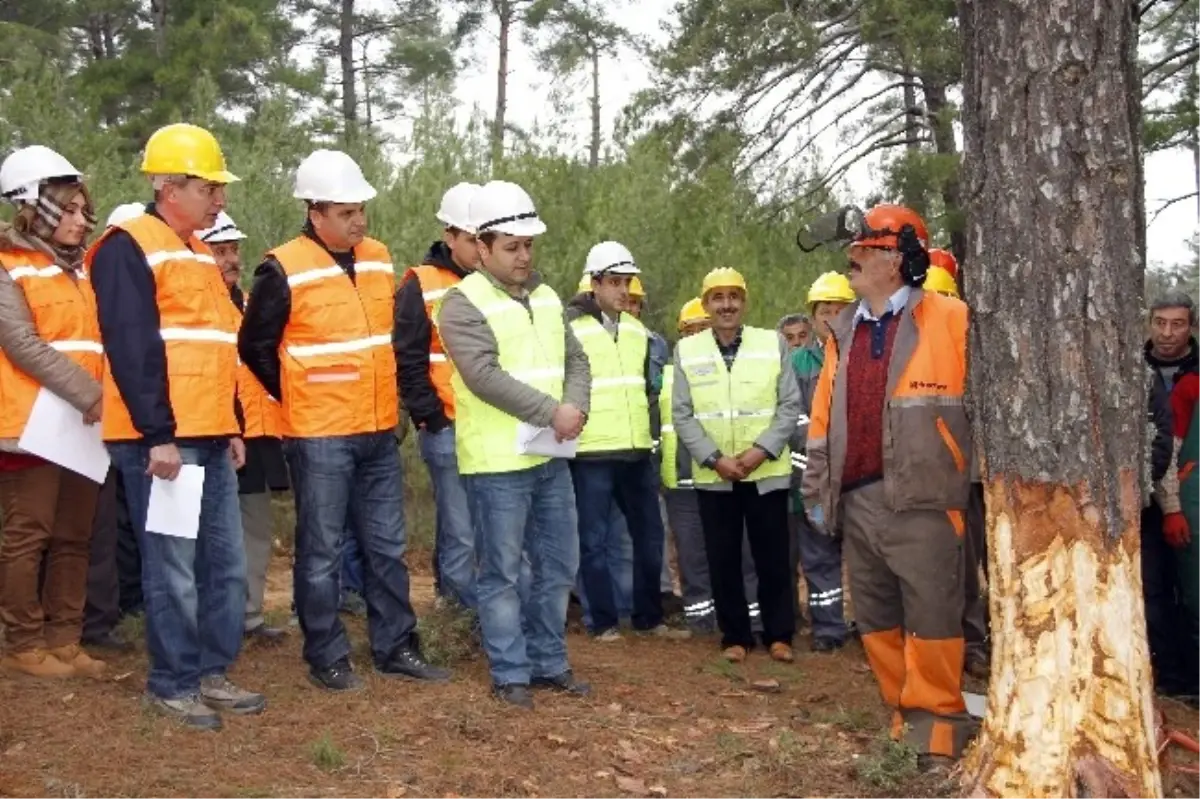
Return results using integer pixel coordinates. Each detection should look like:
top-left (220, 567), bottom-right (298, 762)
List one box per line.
top-left (584, 240), bottom-right (640, 276)
top-left (197, 211), bottom-right (247, 243)
top-left (0, 145), bottom-right (83, 204)
top-left (293, 149), bottom-right (377, 204)
top-left (436, 182), bottom-right (481, 232)
top-left (469, 180), bottom-right (546, 237)
top-left (105, 203), bottom-right (146, 228)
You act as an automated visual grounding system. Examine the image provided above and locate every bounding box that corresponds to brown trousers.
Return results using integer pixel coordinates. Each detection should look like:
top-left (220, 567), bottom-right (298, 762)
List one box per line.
top-left (841, 480), bottom-right (976, 758)
top-left (0, 463), bottom-right (100, 652)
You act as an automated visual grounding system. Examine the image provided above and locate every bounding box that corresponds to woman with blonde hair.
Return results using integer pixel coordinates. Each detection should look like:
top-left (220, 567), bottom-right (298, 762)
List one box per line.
top-left (0, 145), bottom-right (106, 678)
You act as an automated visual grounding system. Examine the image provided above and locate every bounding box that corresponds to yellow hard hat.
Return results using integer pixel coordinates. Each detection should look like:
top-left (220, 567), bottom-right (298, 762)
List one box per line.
top-left (141, 123), bottom-right (239, 184)
top-left (677, 297), bottom-right (708, 330)
top-left (807, 271), bottom-right (855, 305)
top-left (629, 276), bottom-right (645, 298)
top-left (923, 265), bottom-right (959, 298)
top-left (701, 267), bottom-right (747, 297)
top-left (577, 273), bottom-right (591, 293)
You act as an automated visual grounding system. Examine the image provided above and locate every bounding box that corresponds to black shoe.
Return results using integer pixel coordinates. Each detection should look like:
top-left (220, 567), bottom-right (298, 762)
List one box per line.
top-left (376, 647), bottom-right (452, 683)
top-left (811, 636), bottom-right (845, 653)
top-left (81, 630), bottom-right (135, 653)
top-left (309, 658), bottom-right (365, 692)
top-left (244, 624), bottom-right (287, 645)
top-left (531, 669), bottom-right (591, 697)
top-left (493, 683), bottom-right (534, 709)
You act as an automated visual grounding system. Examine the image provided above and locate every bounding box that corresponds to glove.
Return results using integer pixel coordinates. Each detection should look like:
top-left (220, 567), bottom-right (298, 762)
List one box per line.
top-left (1163, 512), bottom-right (1191, 549)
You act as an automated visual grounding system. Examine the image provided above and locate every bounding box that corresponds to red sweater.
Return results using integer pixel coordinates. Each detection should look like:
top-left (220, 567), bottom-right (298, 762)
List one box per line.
top-left (841, 315), bottom-right (900, 489)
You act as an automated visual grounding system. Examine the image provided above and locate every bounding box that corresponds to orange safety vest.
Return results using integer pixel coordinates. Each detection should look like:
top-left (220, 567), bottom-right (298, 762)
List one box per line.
top-left (403, 263), bottom-right (462, 419)
top-left (272, 235), bottom-right (398, 438)
top-left (0, 249), bottom-right (103, 438)
top-left (85, 214), bottom-right (240, 442)
top-left (234, 298), bottom-right (282, 440)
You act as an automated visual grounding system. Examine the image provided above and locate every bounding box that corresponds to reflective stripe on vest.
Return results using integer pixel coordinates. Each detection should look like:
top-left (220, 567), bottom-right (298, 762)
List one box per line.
top-left (676, 327), bottom-right (790, 485)
top-left (571, 314), bottom-right (651, 454)
top-left (84, 214), bottom-right (240, 441)
top-left (234, 299), bottom-right (282, 439)
top-left (442, 272), bottom-right (565, 475)
top-left (272, 236), bottom-right (398, 438)
top-left (407, 264), bottom-right (463, 419)
top-left (0, 249), bottom-right (103, 439)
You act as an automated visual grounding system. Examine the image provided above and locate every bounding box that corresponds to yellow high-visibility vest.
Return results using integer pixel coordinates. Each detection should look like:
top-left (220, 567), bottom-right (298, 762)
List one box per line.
top-left (570, 313), bottom-right (651, 454)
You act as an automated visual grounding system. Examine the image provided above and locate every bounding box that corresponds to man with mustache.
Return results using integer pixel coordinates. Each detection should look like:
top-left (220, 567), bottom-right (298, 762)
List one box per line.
top-left (239, 149), bottom-right (449, 692)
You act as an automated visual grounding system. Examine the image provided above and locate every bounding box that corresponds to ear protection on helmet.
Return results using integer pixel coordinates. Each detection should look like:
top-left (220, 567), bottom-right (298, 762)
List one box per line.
top-left (896, 223), bottom-right (930, 287)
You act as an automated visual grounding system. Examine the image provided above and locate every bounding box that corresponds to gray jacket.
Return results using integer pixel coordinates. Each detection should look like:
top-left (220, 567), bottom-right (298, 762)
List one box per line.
top-left (437, 268), bottom-right (590, 428)
top-left (0, 228), bottom-right (103, 452)
top-left (671, 328), bottom-right (802, 494)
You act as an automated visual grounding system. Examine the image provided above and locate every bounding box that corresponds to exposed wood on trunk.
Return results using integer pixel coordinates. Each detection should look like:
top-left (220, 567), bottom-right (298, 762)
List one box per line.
top-left (958, 0), bottom-right (1160, 795)
top-left (589, 43), bottom-right (601, 169)
top-left (340, 0), bottom-right (358, 142)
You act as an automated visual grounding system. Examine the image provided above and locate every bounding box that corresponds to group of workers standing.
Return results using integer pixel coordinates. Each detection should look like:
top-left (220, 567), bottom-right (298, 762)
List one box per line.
top-left (3, 119), bottom-right (1192, 773)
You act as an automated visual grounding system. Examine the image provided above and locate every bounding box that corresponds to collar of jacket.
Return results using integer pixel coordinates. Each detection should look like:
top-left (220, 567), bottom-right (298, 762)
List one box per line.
top-left (477, 265), bottom-right (545, 297)
top-left (566, 290), bottom-right (608, 324)
top-left (422, 240), bottom-right (473, 279)
top-left (829, 286), bottom-right (927, 399)
top-left (1145, 336), bottom-right (1200, 375)
top-left (301, 220), bottom-right (356, 269)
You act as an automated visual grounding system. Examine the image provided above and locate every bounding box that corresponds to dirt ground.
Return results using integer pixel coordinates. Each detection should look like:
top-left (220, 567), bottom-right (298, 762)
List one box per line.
top-left (1, 551), bottom-right (1197, 798)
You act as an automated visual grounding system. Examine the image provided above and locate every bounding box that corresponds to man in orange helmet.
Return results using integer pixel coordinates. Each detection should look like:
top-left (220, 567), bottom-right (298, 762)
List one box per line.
top-left (803, 204), bottom-right (974, 769)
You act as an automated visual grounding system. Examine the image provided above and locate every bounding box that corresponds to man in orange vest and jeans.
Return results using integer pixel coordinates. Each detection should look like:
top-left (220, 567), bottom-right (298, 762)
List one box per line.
top-left (89, 123), bottom-right (264, 730)
top-left (394, 182), bottom-right (480, 611)
top-left (803, 204), bottom-right (974, 770)
top-left (239, 149), bottom-right (450, 691)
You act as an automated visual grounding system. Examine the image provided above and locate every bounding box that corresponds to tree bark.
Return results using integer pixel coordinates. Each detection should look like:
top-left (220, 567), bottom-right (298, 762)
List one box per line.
top-left (958, 1), bottom-right (1161, 797)
top-left (589, 42), bottom-right (601, 169)
top-left (149, 0), bottom-right (167, 59)
top-left (340, 0), bottom-right (358, 142)
top-left (493, 0), bottom-right (512, 167)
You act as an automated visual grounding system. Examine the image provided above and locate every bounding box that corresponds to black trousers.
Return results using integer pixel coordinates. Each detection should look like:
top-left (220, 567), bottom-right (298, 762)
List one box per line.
top-left (1141, 501), bottom-right (1193, 693)
top-left (82, 469), bottom-right (143, 639)
top-left (696, 483), bottom-right (795, 649)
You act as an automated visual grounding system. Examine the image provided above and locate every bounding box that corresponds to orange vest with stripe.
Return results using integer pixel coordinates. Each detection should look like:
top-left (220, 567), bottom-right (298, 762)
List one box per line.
top-left (86, 215), bottom-right (240, 442)
top-left (234, 298), bottom-right (282, 439)
top-left (0, 248), bottom-right (103, 438)
top-left (404, 264), bottom-right (462, 419)
top-left (272, 235), bottom-right (398, 438)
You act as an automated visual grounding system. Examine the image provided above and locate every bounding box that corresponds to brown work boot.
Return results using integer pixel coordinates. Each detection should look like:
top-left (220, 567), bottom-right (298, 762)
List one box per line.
top-left (1, 648), bottom-right (75, 678)
top-left (769, 642), bottom-right (794, 663)
top-left (722, 645), bottom-right (747, 663)
top-left (47, 644), bottom-right (107, 679)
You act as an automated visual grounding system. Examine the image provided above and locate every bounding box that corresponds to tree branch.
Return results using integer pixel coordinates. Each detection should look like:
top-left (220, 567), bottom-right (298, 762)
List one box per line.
top-left (1142, 43), bottom-right (1200, 79)
top-left (1149, 191), bottom-right (1200, 225)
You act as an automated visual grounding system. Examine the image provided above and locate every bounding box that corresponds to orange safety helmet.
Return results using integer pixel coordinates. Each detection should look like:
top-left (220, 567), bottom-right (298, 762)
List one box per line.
top-left (928, 248), bottom-right (958, 279)
top-left (855, 204), bottom-right (929, 250)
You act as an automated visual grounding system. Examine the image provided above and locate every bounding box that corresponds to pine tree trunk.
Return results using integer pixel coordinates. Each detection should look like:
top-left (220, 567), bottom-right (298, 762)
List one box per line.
top-left (958, 0), bottom-right (1161, 796)
top-left (589, 44), bottom-right (601, 169)
top-left (340, 0), bottom-right (358, 142)
top-left (493, 0), bottom-right (511, 168)
top-left (922, 78), bottom-right (967, 267)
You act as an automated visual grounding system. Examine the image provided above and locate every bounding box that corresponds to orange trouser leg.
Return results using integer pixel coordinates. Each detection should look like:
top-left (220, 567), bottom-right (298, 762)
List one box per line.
top-left (861, 628), bottom-right (906, 707)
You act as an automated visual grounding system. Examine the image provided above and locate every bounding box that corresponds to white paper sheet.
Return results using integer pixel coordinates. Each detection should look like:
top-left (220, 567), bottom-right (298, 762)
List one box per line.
top-left (963, 691), bottom-right (987, 719)
top-left (17, 388), bottom-right (110, 483)
top-left (516, 422), bottom-right (579, 458)
top-left (146, 465), bottom-right (205, 539)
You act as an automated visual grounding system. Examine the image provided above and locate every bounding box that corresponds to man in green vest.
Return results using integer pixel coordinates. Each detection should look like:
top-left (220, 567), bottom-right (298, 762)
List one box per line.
top-left (566, 241), bottom-right (689, 641)
top-left (672, 267), bottom-right (803, 663)
top-left (436, 180), bottom-right (592, 710)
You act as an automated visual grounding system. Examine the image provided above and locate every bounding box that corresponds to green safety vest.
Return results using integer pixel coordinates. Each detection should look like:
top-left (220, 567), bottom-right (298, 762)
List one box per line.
top-left (439, 272), bottom-right (565, 475)
top-left (1181, 413), bottom-right (1198, 537)
top-left (676, 327), bottom-right (791, 486)
top-left (571, 313), bottom-right (652, 454)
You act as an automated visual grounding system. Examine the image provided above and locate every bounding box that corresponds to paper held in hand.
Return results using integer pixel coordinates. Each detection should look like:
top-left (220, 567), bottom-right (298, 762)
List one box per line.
top-left (17, 388), bottom-right (110, 483)
top-left (147, 465), bottom-right (205, 540)
top-left (516, 421), bottom-right (578, 458)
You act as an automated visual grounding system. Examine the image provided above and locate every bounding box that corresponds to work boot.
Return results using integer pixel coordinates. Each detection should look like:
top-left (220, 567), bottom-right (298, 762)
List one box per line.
top-left (144, 692), bottom-right (222, 731)
top-left (640, 624), bottom-right (692, 641)
top-left (769, 642), bottom-right (795, 663)
top-left (530, 669), bottom-right (591, 697)
top-left (376, 647), bottom-right (452, 683)
top-left (917, 753), bottom-right (956, 775)
top-left (493, 683), bottom-right (534, 709)
top-left (310, 658), bottom-right (365, 692)
top-left (200, 675), bottom-right (267, 715)
top-left (81, 630), bottom-right (135, 653)
top-left (1, 648), bottom-right (75, 678)
top-left (722, 645), bottom-right (747, 663)
top-left (339, 590), bottom-right (367, 617)
top-left (811, 636), bottom-right (845, 653)
top-left (47, 644), bottom-right (106, 679)
top-left (244, 624), bottom-right (287, 645)
top-left (594, 628), bottom-right (623, 642)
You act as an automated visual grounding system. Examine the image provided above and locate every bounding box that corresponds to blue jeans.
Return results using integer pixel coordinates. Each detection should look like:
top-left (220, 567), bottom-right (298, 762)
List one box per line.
top-left (341, 521), bottom-right (365, 596)
top-left (570, 457), bottom-right (665, 632)
top-left (464, 459), bottom-right (579, 687)
top-left (284, 432), bottom-right (417, 670)
top-left (576, 503), bottom-right (633, 628)
top-left (419, 427), bottom-right (476, 609)
top-left (108, 441), bottom-right (246, 700)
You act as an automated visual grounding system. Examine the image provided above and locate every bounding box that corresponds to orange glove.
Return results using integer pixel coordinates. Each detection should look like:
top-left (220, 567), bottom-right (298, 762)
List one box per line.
top-left (1163, 512), bottom-right (1191, 549)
